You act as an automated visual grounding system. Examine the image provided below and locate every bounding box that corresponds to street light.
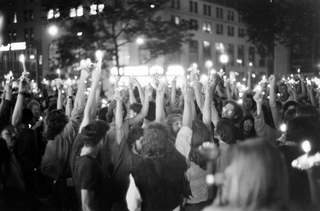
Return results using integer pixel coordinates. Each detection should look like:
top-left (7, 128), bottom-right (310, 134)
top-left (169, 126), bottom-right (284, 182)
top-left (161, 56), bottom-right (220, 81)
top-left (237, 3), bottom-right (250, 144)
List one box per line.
top-left (136, 37), bottom-right (145, 45)
top-left (219, 54), bottom-right (229, 64)
top-left (48, 25), bottom-right (59, 37)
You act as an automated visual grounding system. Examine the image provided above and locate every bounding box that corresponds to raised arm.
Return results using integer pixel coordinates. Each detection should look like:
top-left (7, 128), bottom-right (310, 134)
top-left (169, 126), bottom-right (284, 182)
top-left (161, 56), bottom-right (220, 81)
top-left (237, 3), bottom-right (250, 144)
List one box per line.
top-left (65, 86), bottom-right (73, 118)
top-left (170, 77), bottom-right (177, 109)
top-left (79, 64), bottom-right (102, 132)
top-left (269, 75), bottom-right (280, 128)
top-left (182, 85), bottom-right (194, 129)
top-left (71, 69), bottom-right (89, 119)
top-left (128, 78), bottom-right (137, 105)
top-left (0, 82), bottom-right (12, 125)
top-left (307, 84), bottom-right (316, 107)
top-left (128, 85), bottom-right (151, 126)
top-left (132, 77), bottom-right (144, 103)
top-left (12, 75), bottom-right (27, 127)
top-left (155, 81), bottom-right (167, 123)
top-left (203, 82), bottom-right (213, 128)
top-left (192, 81), bottom-right (204, 113)
top-left (115, 88), bottom-right (123, 145)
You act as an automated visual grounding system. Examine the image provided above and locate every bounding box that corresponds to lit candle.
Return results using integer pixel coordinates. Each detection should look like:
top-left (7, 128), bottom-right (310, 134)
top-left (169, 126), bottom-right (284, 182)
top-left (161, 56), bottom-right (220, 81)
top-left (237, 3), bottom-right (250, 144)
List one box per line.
top-left (56, 69), bottom-right (61, 78)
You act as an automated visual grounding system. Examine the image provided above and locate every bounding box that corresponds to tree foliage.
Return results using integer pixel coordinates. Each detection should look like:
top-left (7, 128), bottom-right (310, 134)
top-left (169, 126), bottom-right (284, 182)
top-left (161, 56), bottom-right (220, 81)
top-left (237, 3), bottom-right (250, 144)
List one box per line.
top-left (42, 0), bottom-right (192, 71)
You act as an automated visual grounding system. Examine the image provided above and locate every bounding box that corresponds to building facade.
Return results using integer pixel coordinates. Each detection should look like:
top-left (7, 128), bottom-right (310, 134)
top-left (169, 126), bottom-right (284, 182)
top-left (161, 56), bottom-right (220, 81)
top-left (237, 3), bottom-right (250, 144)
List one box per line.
top-left (0, 0), bottom-right (290, 80)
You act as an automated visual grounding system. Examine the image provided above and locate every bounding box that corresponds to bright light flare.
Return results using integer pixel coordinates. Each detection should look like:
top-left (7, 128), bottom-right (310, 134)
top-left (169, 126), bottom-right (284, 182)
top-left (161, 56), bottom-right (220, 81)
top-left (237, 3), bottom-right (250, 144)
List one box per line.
top-left (279, 123), bottom-right (287, 133)
top-left (219, 54), bottom-right (229, 64)
top-left (301, 140), bottom-right (311, 154)
top-left (48, 25), bottom-right (59, 37)
top-left (19, 54), bottom-right (25, 63)
top-left (95, 50), bottom-right (104, 61)
top-left (205, 60), bottom-right (213, 69)
top-left (136, 37), bottom-right (145, 45)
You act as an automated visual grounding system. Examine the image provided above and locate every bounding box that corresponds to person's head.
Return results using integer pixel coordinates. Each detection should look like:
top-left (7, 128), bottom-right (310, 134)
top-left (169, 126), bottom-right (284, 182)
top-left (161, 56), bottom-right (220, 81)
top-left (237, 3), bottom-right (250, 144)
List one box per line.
top-left (1, 125), bottom-right (15, 148)
top-left (28, 100), bottom-right (41, 119)
top-left (221, 139), bottom-right (288, 209)
top-left (283, 101), bottom-right (298, 122)
top-left (216, 118), bottom-right (238, 145)
top-left (242, 93), bottom-right (256, 112)
top-left (222, 101), bottom-right (243, 125)
top-left (127, 126), bottom-right (144, 153)
top-left (241, 116), bottom-right (256, 138)
top-left (140, 123), bottom-right (172, 158)
top-left (98, 107), bottom-right (108, 121)
top-left (278, 83), bottom-right (289, 100)
top-left (129, 103), bottom-right (142, 116)
top-left (286, 116), bottom-right (320, 153)
top-left (80, 120), bottom-right (109, 148)
top-left (166, 113), bottom-right (182, 137)
top-left (44, 109), bottom-right (68, 140)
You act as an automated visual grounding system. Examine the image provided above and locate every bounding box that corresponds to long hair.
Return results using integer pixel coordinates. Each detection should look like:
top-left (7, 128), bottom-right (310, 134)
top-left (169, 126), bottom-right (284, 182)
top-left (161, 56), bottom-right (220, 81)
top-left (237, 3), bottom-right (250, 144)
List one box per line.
top-left (222, 139), bottom-right (289, 211)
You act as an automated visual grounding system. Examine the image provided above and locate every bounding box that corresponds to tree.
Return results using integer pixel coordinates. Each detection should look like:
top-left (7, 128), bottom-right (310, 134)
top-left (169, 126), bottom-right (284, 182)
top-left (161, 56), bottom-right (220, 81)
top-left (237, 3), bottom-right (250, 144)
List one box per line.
top-left (42, 0), bottom-right (192, 75)
top-left (235, 0), bottom-right (318, 73)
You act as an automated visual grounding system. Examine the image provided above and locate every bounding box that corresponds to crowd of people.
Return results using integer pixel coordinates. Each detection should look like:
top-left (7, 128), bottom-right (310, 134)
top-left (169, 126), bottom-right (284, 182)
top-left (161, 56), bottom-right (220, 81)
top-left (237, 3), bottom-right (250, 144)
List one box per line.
top-left (0, 57), bottom-right (320, 211)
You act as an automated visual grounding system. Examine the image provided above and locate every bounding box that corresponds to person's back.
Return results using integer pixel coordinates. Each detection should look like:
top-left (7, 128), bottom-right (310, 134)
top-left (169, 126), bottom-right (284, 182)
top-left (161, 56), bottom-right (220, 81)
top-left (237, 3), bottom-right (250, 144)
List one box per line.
top-left (131, 148), bottom-right (189, 211)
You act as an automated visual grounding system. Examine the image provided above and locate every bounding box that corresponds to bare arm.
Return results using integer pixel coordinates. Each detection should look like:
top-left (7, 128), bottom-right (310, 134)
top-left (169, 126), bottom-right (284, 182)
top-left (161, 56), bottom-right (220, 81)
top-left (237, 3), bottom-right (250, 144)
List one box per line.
top-left (269, 75), bottom-right (280, 128)
top-left (155, 82), bottom-right (166, 123)
top-left (65, 86), bottom-right (73, 118)
top-left (79, 64), bottom-right (102, 132)
top-left (81, 190), bottom-right (93, 211)
top-left (115, 89), bottom-right (123, 145)
top-left (127, 85), bottom-right (151, 126)
top-left (12, 76), bottom-right (27, 127)
top-left (202, 83), bottom-right (213, 128)
top-left (192, 81), bottom-right (204, 113)
top-left (182, 85), bottom-right (193, 129)
top-left (71, 69), bottom-right (89, 118)
top-left (57, 87), bottom-right (63, 110)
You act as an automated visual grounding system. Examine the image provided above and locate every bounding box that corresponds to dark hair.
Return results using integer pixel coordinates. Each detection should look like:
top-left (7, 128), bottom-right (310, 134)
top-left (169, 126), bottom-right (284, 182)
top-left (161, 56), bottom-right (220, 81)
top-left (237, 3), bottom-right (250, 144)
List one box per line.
top-left (127, 126), bottom-right (144, 148)
top-left (241, 115), bottom-right (257, 139)
top-left (225, 100), bottom-right (243, 125)
top-left (21, 108), bottom-right (33, 125)
top-left (140, 123), bottom-right (172, 158)
top-left (45, 110), bottom-right (68, 140)
top-left (106, 100), bottom-right (127, 123)
top-left (130, 103), bottom-right (142, 114)
top-left (98, 107), bottom-right (108, 121)
top-left (283, 101), bottom-right (298, 114)
top-left (80, 120), bottom-right (109, 147)
top-left (0, 138), bottom-right (10, 185)
top-left (216, 118), bottom-right (238, 145)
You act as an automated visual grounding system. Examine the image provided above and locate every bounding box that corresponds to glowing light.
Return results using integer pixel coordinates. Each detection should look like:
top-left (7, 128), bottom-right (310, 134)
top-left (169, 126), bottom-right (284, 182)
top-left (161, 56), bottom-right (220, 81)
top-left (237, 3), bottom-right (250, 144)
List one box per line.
top-left (249, 62), bottom-right (253, 67)
top-left (297, 68), bottom-right (301, 74)
top-left (279, 123), bottom-right (287, 133)
top-left (150, 4), bottom-right (155, 8)
top-left (205, 60), bottom-right (213, 69)
top-left (95, 50), bottom-right (104, 61)
top-left (56, 69), bottom-right (61, 76)
top-left (252, 73), bottom-right (256, 78)
top-left (219, 54), bottom-right (229, 64)
top-left (19, 54), bottom-right (25, 63)
top-left (237, 99), bottom-right (243, 105)
top-left (29, 54), bottom-right (35, 60)
top-left (136, 37), bottom-right (145, 45)
top-left (200, 74), bottom-right (208, 84)
top-left (301, 140), bottom-right (311, 154)
top-left (242, 78), bottom-right (247, 82)
top-left (48, 25), bottom-right (59, 37)
top-left (206, 174), bottom-right (215, 185)
top-left (236, 59), bottom-right (243, 64)
top-left (167, 65), bottom-right (185, 76)
top-left (77, 32), bottom-right (83, 37)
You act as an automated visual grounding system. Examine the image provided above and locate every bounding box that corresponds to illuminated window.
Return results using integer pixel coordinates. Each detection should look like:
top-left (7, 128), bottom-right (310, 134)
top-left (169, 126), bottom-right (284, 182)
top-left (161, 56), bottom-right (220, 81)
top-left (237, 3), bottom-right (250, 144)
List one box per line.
top-left (90, 4), bottom-right (98, 15)
top-left (54, 9), bottom-right (60, 18)
top-left (203, 41), bottom-right (211, 60)
top-left (13, 13), bottom-right (18, 23)
top-left (98, 4), bottom-right (104, 12)
top-left (202, 22), bottom-right (211, 33)
top-left (77, 6), bottom-right (83, 17)
top-left (171, 15), bottom-right (180, 25)
top-left (70, 8), bottom-right (77, 17)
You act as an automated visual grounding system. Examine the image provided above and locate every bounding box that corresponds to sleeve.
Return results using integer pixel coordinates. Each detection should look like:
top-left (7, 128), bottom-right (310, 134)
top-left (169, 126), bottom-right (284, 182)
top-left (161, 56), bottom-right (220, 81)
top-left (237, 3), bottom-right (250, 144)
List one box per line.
top-left (79, 159), bottom-right (99, 190)
top-left (0, 100), bottom-right (12, 127)
top-left (175, 126), bottom-right (193, 158)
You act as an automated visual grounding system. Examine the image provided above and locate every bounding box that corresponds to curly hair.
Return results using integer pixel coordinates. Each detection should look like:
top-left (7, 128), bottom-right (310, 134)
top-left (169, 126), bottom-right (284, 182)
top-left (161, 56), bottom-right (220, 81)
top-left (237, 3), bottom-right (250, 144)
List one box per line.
top-left (45, 110), bottom-right (68, 140)
top-left (140, 123), bottom-right (173, 158)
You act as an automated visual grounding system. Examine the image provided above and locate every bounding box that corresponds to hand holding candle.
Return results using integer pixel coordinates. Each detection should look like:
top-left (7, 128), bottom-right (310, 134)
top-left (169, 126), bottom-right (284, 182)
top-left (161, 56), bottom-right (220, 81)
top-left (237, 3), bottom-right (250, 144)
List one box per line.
top-left (19, 54), bottom-right (27, 73)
